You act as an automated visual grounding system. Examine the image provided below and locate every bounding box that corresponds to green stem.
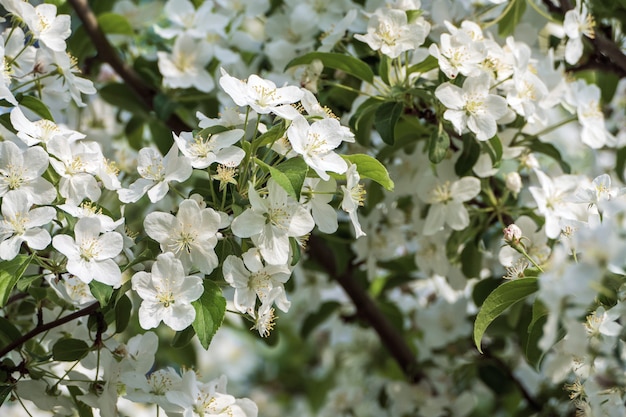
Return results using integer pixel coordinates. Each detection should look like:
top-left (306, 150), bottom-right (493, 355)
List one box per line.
top-left (520, 247), bottom-right (544, 272)
top-left (482, 1), bottom-right (517, 29)
top-left (527, 0), bottom-right (558, 21)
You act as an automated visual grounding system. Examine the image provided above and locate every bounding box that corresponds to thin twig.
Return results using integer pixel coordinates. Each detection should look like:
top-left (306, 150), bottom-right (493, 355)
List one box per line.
top-left (307, 235), bottom-right (425, 383)
top-left (67, 0), bottom-right (190, 133)
top-left (0, 302), bottom-right (100, 359)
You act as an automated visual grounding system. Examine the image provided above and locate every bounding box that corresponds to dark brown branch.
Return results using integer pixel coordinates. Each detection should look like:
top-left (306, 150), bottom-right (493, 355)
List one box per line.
top-left (67, 0), bottom-right (190, 134)
top-left (0, 302), bottom-right (100, 359)
top-left (308, 235), bottom-right (424, 383)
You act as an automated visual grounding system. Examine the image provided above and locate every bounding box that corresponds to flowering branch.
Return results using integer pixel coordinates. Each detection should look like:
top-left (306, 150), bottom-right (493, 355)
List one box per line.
top-left (0, 302), bottom-right (100, 359)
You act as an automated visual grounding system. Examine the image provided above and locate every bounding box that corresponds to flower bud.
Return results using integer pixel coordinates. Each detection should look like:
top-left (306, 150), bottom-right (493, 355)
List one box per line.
top-left (505, 172), bottom-right (522, 196)
top-left (503, 224), bottom-right (522, 244)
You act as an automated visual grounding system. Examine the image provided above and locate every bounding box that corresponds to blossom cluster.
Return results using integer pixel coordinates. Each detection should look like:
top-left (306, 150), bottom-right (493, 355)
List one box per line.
top-left (1, 0), bottom-right (625, 416)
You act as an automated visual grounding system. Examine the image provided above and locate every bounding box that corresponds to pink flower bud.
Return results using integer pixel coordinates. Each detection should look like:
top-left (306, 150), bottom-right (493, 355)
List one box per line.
top-left (503, 224), bottom-right (522, 243)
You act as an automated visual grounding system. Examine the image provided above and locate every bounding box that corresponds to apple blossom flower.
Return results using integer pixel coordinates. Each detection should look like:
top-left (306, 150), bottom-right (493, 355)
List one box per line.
top-left (354, 7), bottom-right (430, 58)
top-left (563, 0), bottom-right (595, 65)
top-left (144, 199), bottom-right (222, 274)
top-left (417, 171), bottom-right (481, 236)
top-left (287, 115), bottom-right (348, 181)
top-left (52, 217), bottom-right (123, 288)
top-left (301, 177), bottom-right (338, 234)
top-left (57, 201), bottom-right (124, 232)
top-left (218, 68), bottom-right (304, 118)
top-left (154, 0), bottom-right (228, 39)
top-left (131, 252), bottom-right (203, 331)
top-left (173, 128), bottom-right (245, 169)
top-left (118, 144), bottom-right (192, 204)
top-left (565, 80), bottom-right (610, 148)
top-left (166, 371), bottom-right (258, 417)
top-left (157, 34), bottom-right (215, 92)
top-left (223, 249), bottom-right (291, 314)
top-left (529, 170), bottom-right (582, 239)
top-left (47, 138), bottom-right (103, 205)
top-left (429, 31), bottom-right (484, 80)
top-left (0, 141), bottom-right (56, 205)
top-left (20, 2), bottom-right (71, 52)
top-left (10, 107), bottom-right (85, 147)
top-left (435, 72), bottom-right (508, 141)
top-left (0, 190), bottom-right (56, 260)
top-left (341, 163), bottom-right (366, 238)
top-left (231, 180), bottom-right (315, 265)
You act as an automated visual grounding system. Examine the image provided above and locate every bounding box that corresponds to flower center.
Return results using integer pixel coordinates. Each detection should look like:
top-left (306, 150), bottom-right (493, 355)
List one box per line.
top-left (304, 132), bottom-right (328, 155)
top-left (191, 135), bottom-right (215, 158)
top-left (253, 85), bottom-right (278, 107)
top-left (249, 271), bottom-right (271, 300)
top-left (34, 119), bottom-right (60, 142)
top-left (173, 229), bottom-right (197, 254)
top-left (465, 95), bottom-right (484, 115)
top-left (6, 213), bottom-right (27, 235)
top-left (377, 23), bottom-right (399, 46)
top-left (3, 164), bottom-right (26, 190)
top-left (79, 238), bottom-right (100, 261)
top-left (430, 181), bottom-right (452, 204)
top-left (139, 158), bottom-right (165, 181)
top-left (265, 206), bottom-right (291, 230)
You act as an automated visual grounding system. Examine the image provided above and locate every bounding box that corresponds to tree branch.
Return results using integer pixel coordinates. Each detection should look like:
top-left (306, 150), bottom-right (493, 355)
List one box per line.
top-left (308, 235), bottom-right (425, 383)
top-left (67, 0), bottom-right (190, 134)
top-left (0, 302), bottom-right (100, 359)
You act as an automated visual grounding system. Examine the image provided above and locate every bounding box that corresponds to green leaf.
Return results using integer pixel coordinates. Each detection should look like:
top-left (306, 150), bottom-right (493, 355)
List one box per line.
top-left (484, 135), bottom-right (503, 165)
top-left (0, 255), bottom-right (32, 308)
top-left (171, 326), bottom-right (196, 348)
top-left (149, 120), bottom-right (175, 155)
top-left (19, 96), bottom-right (54, 121)
top-left (0, 317), bottom-right (21, 351)
top-left (497, 0), bottom-right (526, 38)
top-left (349, 97), bottom-right (380, 146)
top-left (89, 281), bottom-right (113, 307)
top-left (67, 386), bottom-right (94, 417)
top-left (374, 101), bottom-right (403, 145)
top-left (0, 113), bottom-right (15, 134)
top-left (192, 280), bottom-right (226, 350)
top-left (114, 294), bottom-right (132, 334)
top-left (254, 157), bottom-right (308, 200)
top-left (153, 93), bottom-right (177, 120)
top-left (461, 242), bottom-right (482, 278)
top-left (254, 123), bottom-right (286, 147)
top-left (285, 52), bottom-right (374, 83)
top-left (528, 141), bottom-right (571, 174)
top-left (52, 338), bottom-right (90, 361)
top-left (525, 299), bottom-right (549, 368)
top-left (407, 55), bottom-right (438, 75)
top-left (428, 125), bottom-right (450, 164)
top-left (289, 237), bottom-right (301, 266)
top-left (301, 302), bottom-right (341, 338)
top-left (125, 116), bottom-right (145, 151)
top-left (0, 384), bottom-right (13, 408)
top-left (342, 154), bottom-right (395, 191)
top-left (99, 83), bottom-right (149, 118)
top-left (97, 13), bottom-right (134, 36)
top-left (455, 134), bottom-right (481, 176)
top-left (474, 278), bottom-right (539, 353)
top-left (275, 157), bottom-right (309, 200)
top-left (378, 55), bottom-right (391, 85)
